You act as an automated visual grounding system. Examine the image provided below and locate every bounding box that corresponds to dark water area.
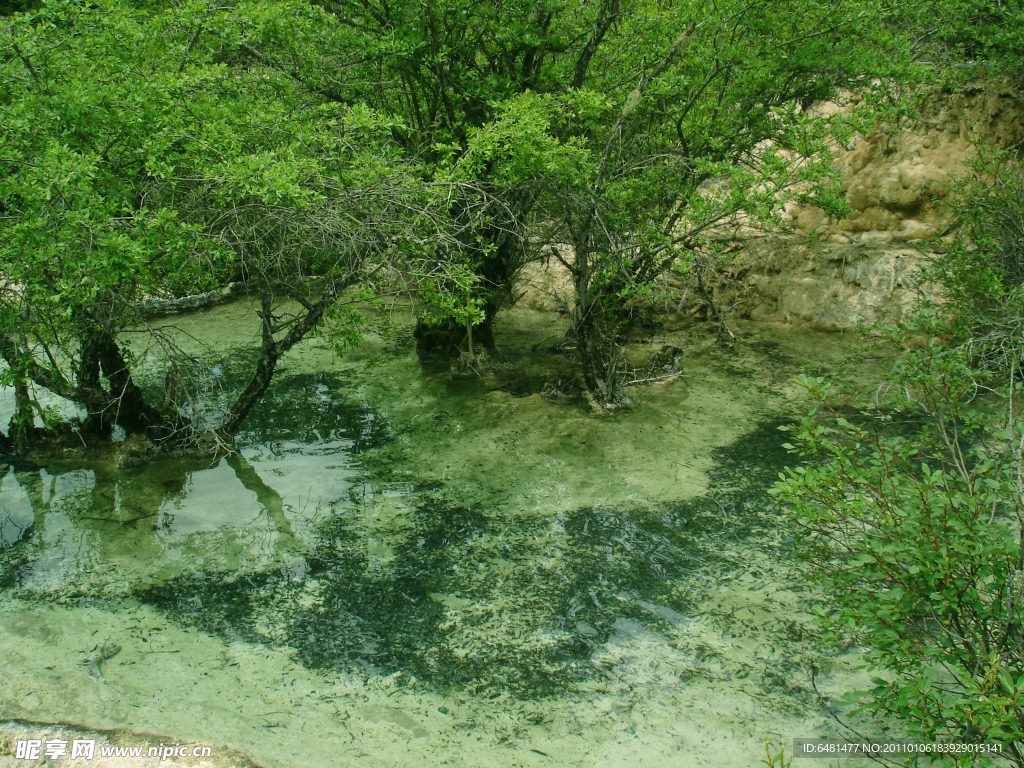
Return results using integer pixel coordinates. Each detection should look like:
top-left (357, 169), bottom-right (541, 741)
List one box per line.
top-left (138, 416), bottom-right (796, 699)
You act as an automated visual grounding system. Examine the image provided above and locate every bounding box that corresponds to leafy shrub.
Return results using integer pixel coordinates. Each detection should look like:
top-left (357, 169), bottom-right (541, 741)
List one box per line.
top-left (926, 153), bottom-right (1024, 371)
top-left (774, 153), bottom-right (1024, 764)
top-left (775, 353), bottom-right (1024, 764)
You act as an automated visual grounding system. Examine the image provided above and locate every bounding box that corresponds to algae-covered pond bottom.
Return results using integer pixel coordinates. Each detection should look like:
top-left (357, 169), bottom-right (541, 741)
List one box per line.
top-left (0, 303), bottom-right (875, 767)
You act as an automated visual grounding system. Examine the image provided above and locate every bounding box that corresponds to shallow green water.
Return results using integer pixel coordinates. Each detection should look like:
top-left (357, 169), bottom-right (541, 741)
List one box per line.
top-left (0, 302), bottom-right (876, 767)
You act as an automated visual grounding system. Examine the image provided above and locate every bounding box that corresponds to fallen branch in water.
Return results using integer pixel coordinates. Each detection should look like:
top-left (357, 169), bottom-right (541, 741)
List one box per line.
top-left (622, 372), bottom-right (689, 386)
top-left (138, 282), bottom-right (249, 317)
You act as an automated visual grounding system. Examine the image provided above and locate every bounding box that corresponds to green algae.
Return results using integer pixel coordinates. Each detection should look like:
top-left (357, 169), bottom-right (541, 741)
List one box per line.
top-left (136, 417), bottom-right (800, 700)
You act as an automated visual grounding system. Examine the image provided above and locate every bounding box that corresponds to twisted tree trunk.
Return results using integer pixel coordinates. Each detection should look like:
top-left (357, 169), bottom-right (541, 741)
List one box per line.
top-left (218, 285), bottom-right (348, 442)
top-left (96, 333), bottom-right (166, 436)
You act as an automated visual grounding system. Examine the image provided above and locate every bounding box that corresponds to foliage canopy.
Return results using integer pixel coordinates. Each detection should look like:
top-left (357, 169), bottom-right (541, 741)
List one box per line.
top-left (0, 0), bottom-right (456, 450)
top-left (0, 0), bottom-right (1001, 450)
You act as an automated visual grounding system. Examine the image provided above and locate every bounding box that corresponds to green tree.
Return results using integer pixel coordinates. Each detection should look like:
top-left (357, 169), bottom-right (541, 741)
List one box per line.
top-left (0, 1), bottom-right (38, 16)
top-left (324, 0), bottom-right (900, 398)
top-left (925, 153), bottom-right (1024, 371)
top-left (902, 0), bottom-right (1024, 77)
top-left (460, 0), bottom-right (896, 405)
top-left (314, 0), bottom-right (627, 357)
top-left (0, 0), bottom-right (453, 455)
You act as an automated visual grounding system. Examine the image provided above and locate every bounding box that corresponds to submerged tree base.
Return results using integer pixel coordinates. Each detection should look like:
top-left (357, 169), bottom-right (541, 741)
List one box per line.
top-left (582, 389), bottom-right (639, 413)
top-left (0, 425), bottom-right (229, 470)
top-left (414, 317), bottom-right (496, 361)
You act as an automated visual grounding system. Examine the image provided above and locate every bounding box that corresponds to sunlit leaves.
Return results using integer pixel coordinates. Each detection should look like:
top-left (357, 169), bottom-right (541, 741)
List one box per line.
top-left (443, 91), bottom-right (597, 186)
top-left (0, 0), bottom-right (452, 443)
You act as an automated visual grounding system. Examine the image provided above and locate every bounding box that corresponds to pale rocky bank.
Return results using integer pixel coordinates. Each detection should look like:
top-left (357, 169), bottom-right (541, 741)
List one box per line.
top-left (519, 81), bottom-right (1024, 331)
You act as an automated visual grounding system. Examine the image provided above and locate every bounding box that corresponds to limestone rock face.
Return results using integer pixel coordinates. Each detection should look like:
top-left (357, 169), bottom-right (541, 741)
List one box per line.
top-left (738, 82), bottom-right (1024, 329)
top-left (517, 258), bottom-right (574, 313)
top-left (515, 82), bottom-right (1022, 332)
top-left (787, 82), bottom-right (1024, 243)
top-left (707, 235), bottom-right (939, 330)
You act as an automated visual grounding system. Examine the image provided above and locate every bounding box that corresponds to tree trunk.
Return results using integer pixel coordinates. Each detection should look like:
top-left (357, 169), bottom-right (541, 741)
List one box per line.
top-left (0, 332), bottom-right (107, 415)
top-left (7, 376), bottom-right (40, 454)
top-left (414, 201), bottom-right (527, 361)
top-left (413, 316), bottom-right (495, 360)
top-left (570, 250), bottom-right (632, 409)
top-left (574, 316), bottom-right (626, 408)
top-left (218, 289), bottom-right (339, 442)
top-left (77, 329), bottom-right (113, 437)
top-left (219, 295), bottom-right (280, 440)
top-left (2, 281), bottom-right (347, 458)
top-left (96, 334), bottom-right (166, 436)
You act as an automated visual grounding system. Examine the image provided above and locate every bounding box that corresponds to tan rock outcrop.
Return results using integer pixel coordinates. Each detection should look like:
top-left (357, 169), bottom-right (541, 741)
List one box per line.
top-left (789, 81), bottom-right (1024, 242)
top-left (705, 235), bottom-right (940, 330)
top-left (740, 82), bottom-right (1023, 328)
top-left (515, 82), bottom-right (1022, 331)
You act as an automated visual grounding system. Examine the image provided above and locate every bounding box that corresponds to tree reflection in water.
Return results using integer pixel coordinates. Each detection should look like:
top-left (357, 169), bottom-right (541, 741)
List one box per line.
top-left (0, 453), bottom-right (303, 592)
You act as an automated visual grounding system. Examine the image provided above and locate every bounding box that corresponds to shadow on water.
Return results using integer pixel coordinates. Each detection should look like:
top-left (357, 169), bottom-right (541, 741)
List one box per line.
top-left (234, 369), bottom-right (392, 454)
top-left (2, 325), bottom-right (810, 699)
top-left (138, 419), bottom-right (799, 698)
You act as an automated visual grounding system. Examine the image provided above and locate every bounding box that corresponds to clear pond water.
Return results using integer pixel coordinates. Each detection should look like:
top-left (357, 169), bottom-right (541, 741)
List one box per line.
top-left (0, 302), bottom-right (876, 767)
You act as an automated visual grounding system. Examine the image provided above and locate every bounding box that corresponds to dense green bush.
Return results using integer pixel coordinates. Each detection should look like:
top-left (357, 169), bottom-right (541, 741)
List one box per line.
top-left (774, 155), bottom-right (1024, 764)
top-left (776, 360), bottom-right (1024, 764)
